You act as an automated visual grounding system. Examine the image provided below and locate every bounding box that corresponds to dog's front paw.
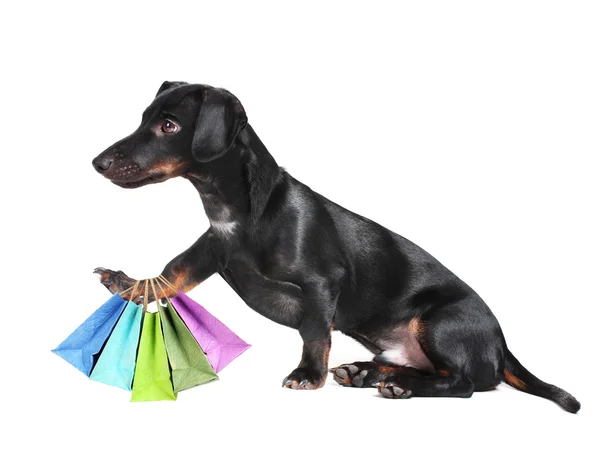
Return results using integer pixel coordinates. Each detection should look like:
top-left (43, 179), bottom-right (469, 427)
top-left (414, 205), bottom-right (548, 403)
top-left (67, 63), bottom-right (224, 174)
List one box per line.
top-left (282, 368), bottom-right (327, 390)
top-left (94, 267), bottom-right (136, 297)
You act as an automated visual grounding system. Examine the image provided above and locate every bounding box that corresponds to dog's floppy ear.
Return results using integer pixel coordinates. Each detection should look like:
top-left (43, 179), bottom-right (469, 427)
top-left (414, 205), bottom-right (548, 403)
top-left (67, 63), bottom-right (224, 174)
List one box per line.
top-left (156, 81), bottom-right (187, 97)
top-left (192, 87), bottom-right (248, 162)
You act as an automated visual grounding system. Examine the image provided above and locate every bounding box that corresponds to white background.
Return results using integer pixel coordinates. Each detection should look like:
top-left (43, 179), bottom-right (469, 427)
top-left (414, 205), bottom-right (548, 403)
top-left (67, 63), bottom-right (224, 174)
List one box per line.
top-left (1, 1), bottom-right (598, 459)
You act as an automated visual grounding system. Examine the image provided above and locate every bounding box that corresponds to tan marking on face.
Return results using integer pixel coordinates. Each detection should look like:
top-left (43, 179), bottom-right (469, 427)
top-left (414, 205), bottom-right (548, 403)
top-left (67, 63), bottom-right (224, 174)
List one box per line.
top-left (148, 160), bottom-right (188, 177)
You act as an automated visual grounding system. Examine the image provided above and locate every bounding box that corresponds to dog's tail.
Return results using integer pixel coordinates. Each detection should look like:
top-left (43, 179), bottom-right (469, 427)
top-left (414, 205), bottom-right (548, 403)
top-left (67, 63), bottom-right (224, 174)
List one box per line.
top-left (503, 349), bottom-right (580, 413)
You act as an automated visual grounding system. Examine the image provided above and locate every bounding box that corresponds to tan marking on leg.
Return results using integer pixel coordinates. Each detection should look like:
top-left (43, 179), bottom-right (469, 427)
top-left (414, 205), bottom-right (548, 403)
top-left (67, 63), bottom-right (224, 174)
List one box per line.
top-left (408, 317), bottom-right (425, 337)
top-left (504, 370), bottom-right (527, 390)
top-left (314, 339), bottom-right (332, 388)
top-left (323, 338), bottom-right (332, 370)
top-left (377, 365), bottom-right (399, 374)
top-left (162, 269), bottom-right (201, 297)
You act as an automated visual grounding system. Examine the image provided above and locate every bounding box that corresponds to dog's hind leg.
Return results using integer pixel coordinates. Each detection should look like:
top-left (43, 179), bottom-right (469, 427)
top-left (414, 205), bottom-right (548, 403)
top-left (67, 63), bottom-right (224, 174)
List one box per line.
top-left (331, 316), bottom-right (438, 388)
top-left (376, 299), bottom-right (503, 399)
top-left (378, 371), bottom-right (475, 399)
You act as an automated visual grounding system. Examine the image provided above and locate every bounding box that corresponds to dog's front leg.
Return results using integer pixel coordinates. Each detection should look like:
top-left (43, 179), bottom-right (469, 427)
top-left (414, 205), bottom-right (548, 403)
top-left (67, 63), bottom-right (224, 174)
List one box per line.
top-left (94, 231), bottom-right (218, 302)
top-left (282, 282), bottom-right (338, 390)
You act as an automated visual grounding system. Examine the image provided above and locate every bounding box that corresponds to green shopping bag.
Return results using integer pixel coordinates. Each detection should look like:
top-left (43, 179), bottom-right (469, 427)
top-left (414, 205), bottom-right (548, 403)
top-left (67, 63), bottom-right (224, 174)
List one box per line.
top-left (154, 279), bottom-right (218, 392)
top-left (131, 309), bottom-right (177, 402)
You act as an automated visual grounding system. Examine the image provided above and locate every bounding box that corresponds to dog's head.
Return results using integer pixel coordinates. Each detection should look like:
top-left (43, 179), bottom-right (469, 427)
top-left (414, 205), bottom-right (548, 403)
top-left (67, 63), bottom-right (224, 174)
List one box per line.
top-left (92, 82), bottom-right (247, 188)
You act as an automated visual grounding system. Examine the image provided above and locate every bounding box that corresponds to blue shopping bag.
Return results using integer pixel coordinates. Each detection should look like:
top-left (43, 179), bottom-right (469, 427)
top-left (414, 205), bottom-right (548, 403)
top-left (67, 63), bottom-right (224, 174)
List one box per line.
top-left (52, 293), bottom-right (128, 376)
top-left (90, 301), bottom-right (143, 390)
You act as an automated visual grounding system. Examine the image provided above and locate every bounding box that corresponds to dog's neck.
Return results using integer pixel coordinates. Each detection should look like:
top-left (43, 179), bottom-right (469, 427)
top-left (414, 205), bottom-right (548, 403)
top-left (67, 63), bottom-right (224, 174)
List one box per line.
top-left (185, 124), bottom-right (281, 234)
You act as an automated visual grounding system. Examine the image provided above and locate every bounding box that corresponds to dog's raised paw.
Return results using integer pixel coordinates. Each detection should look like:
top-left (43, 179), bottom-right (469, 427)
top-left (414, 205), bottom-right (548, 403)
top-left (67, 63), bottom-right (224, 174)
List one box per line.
top-left (282, 368), bottom-right (326, 390)
top-left (329, 361), bottom-right (380, 388)
top-left (93, 267), bottom-right (135, 296)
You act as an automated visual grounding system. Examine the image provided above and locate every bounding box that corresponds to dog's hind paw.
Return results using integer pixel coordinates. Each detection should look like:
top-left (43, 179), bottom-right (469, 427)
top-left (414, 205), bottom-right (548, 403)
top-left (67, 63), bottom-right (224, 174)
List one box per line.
top-left (329, 361), bottom-right (381, 388)
top-left (378, 380), bottom-right (413, 399)
top-left (282, 367), bottom-right (326, 390)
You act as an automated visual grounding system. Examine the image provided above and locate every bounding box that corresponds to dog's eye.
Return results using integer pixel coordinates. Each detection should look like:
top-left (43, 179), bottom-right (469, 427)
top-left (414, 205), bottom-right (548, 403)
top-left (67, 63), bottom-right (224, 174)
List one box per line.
top-left (161, 120), bottom-right (179, 134)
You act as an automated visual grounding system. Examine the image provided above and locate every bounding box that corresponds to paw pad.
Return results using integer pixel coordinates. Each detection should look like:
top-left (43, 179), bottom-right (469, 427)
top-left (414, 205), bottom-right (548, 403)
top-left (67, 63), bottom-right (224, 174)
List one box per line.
top-left (378, 381), bottom-right (413, 399)
top-left (329, 362), bottom-right (379, 388)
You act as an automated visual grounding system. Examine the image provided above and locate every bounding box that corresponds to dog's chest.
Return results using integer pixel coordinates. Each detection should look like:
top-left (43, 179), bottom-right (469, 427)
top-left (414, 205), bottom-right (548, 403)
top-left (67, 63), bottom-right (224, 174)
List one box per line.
top-left (202, 199), bottom-right (239, 237)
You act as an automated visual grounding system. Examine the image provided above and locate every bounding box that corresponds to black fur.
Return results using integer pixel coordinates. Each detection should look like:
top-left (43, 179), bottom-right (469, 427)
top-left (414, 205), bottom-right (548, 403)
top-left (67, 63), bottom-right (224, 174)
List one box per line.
top-left (92, 82), bottom-right (580, 410)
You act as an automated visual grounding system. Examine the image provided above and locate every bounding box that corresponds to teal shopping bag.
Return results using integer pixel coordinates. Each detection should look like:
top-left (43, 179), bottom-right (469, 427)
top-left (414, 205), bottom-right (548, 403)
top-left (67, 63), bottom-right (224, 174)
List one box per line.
top-left (90, 301), bottom-right (144, 390)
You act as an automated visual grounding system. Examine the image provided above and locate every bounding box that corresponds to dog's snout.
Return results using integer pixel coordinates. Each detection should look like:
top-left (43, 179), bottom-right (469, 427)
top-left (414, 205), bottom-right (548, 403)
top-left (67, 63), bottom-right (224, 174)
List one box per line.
top-left (92, 156), bottom-right (114, 173)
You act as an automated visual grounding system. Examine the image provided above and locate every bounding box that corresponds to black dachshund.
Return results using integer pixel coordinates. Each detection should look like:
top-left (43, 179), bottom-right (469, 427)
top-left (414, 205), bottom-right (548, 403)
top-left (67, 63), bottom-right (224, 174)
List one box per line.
top-left (93, 82), bottom-right (580, 412)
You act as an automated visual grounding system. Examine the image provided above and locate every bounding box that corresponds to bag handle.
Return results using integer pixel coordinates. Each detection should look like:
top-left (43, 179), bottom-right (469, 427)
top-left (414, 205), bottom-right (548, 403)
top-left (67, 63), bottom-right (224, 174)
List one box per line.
top-left (119, 285), bottom-right (134, 296)
top-left (150, 278), bottom-right (161, 309)
top-left (114, 275), bottom-right (176, 311)
top-left (118, 279), bottom-right (141, 304)
top-left (142, 279), bottom-right (149, 313)
top-left (158, 274), bottom-right (178, 294)
top-left (154, 276), bottom-right (171, 302)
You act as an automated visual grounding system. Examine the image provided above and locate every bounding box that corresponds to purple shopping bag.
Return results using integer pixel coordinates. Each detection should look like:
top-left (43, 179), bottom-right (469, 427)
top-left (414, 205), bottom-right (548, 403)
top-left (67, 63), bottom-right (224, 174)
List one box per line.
top-left (170, 292), bottom-right (250, 373)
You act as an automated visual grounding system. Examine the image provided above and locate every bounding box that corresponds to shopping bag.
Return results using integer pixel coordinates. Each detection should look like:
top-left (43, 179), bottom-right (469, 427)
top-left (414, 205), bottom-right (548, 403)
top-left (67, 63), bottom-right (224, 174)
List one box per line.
top-left (170, 291), bottom-right (250, 373)
top-left (130, 311), bottom-right (177, 401)
top-left (52, 292), bottom-right (128, 376)
top-left (158, 299), bottom-right (218, 392)
top-left (90, 301), bottom-right (143, 390)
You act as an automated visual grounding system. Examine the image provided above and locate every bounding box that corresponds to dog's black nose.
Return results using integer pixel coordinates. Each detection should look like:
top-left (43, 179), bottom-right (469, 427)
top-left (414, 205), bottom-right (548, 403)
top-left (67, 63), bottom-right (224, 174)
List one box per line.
top-left (92, 156), bottom-right (113, 173)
